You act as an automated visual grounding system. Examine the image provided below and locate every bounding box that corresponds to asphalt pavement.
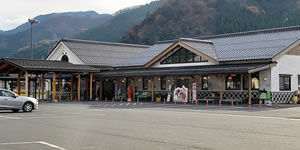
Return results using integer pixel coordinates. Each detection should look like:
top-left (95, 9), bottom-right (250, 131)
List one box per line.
top-left (0, 101), bottom-right (300, 150)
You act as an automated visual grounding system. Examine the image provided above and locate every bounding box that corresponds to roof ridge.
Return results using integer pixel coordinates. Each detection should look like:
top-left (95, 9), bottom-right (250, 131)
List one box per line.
top-left (180, 38), bottom-right (213, 43)
top-left (195, 25), bottom-right (300, 39)
top-left (62, 38), bottom-right (150, 48)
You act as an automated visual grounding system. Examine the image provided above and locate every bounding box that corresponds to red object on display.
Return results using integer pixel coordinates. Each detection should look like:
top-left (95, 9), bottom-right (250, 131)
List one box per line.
top-left (127, 85), bottom-right (132, 99)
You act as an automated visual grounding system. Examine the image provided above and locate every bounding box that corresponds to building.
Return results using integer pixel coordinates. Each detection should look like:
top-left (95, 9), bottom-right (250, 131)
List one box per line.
top-left (1, 26), bottom-right (300, 104)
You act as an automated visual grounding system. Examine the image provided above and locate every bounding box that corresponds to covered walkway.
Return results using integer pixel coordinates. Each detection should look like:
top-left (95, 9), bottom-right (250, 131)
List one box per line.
top-left (0, 58), bottom-right (99, 101)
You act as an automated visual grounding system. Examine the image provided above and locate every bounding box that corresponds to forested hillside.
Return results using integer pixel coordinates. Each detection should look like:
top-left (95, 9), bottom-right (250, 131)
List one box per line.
top-left (121, 0), bottom-right (300, 45)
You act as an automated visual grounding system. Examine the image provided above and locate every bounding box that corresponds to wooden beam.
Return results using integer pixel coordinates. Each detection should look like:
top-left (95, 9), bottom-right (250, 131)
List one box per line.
top-left (25, 71), bottom-right (28, 97)
top-left (77, 73), bottom-right (81, 101)
top-left (17, 72), bottom-right (21, 95)
top-left (0, 63), bottom-right (8, 70)
top-left (248, 73), bottom-right (252, 106)
top-left (58, 73), bottom-right (62, 101)
top-left (42, 74), bottom-right (45, 100)
top-left (7, 67), bottom-right (16, 73)
top-left (151, 77), bottom-right (154, 102)
top-left (89, 73), bottom-right (93, 100)
top-left (70, 73), bottom-right (73, 101)
top-left (52, 72), bottom-right (56, 101)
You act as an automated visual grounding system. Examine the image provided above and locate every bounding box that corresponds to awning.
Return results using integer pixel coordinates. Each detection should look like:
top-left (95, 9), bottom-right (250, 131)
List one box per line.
top-left (0, 58), bottom-right (99, 73)
top-left (96, 63), bottom-right (275, 77)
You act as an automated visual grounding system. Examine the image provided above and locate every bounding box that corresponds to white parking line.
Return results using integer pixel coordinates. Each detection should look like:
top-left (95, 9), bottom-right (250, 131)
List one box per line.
top-left (0, 141), bottom-right (67, 150)
top-left (0, 115), bottom-right (20, 120)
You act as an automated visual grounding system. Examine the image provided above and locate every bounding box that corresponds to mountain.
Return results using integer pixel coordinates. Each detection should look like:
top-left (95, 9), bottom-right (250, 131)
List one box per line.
top-left (0, 11), bottom-right (104, 36)
top-left (120, 0), bottom-right (300, 45)
top-left (0, 11), bottom-right (112, 58)
top-left (75, 0), bottom-right (162, 42)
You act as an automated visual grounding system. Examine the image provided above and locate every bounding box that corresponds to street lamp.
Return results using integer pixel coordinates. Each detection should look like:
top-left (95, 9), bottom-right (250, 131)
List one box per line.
top-left (28, 18), bottom-right (39, 59)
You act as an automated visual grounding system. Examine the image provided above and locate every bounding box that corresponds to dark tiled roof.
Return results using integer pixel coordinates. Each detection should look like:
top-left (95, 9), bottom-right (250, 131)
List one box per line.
top-left (0, 58), bottom-right (99, 73)
top-left (97, 63), bottom-right (272, 77)
top-left (61, 38), bottom-right (150, 66)
top-left (118, 26), bottom-right (300, 66)
top-left (117, 38), bottom-right (215, 67)
top-left (196, 26), bottom-right (300, 61)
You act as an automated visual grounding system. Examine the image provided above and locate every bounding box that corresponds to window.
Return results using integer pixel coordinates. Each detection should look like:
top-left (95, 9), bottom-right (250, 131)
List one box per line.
top-left (161, 76), bottom-right (166, 90)
top-left (226, 74), bottom-right (241, 90)
top-left (202, 76), bottom-right (208, 90)
top-left (243, 74), bottom-right (260, 90)
top-left (298, 76), bottom-right (300, 90)
top-left (0, 90), bottom-right (15, 97)
top-left (280, 75), bottom-right (291, 91)
top-left (161, 47), bottom-right (208, 64)
top-left (61, 55), bottom-right (69, 62)
top-left (143, 77), bottom-right (148, 90)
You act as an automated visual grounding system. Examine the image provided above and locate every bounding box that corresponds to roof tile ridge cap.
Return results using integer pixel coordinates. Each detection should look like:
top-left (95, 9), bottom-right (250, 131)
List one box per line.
top-left (179, 37), bottom-right (213, 43)
top-left (62, 38), bottom-right (150, 48)
top-left (194, 25), bottom-right (300, 39)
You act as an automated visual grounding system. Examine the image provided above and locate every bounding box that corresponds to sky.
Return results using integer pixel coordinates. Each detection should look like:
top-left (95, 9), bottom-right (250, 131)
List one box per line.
top-left (0, 0), bottom-right (155, 31)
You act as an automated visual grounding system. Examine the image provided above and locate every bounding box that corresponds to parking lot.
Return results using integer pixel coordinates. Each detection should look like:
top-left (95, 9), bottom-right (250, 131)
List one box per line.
top-left (0, 102), bottom-right (300, 150)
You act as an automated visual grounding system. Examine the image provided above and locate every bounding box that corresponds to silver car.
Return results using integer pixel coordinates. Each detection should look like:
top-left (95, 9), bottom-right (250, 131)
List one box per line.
top-left (0, 89), bottom-right (38, 112)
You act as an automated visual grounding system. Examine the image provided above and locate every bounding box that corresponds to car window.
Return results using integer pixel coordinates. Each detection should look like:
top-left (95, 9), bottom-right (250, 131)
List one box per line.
top-left (1, 91), bottom-right (15, 97)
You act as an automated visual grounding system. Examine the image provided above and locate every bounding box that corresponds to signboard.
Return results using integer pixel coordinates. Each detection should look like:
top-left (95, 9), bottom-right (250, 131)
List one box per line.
top-left (174, 86), bottom-right (188, 102)
top-left (192, 83), bottom-right (197, 102)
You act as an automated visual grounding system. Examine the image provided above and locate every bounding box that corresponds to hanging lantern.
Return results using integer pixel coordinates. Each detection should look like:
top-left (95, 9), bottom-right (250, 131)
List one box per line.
top-left (181, 77), bottom-right (184, 81)
top-left (228, 76), bottom-right (232, 80)
top-left (207, 75), bottom-right (211, 79)
top-left (105, 78), bottom-right (109, 82)
top-left (123, 77), bottom-right (126, 81)
top-left (158, 77), bottom-right (161, 81)
top-left (138, 78), bottom-right (142, 82)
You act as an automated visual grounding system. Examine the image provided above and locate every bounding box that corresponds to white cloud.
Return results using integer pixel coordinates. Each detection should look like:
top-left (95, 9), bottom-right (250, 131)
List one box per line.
top-left (0, 0), bottom-right (155, 31)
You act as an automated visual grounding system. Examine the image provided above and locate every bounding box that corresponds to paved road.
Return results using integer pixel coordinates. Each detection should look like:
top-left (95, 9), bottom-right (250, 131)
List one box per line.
top-left (0, 102), bottom-right (300, 150)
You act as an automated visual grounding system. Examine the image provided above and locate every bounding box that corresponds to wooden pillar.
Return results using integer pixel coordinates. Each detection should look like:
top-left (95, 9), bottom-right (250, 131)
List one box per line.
top-left (132, 78), bottom-right (136, 101)
top-left (89, 73), bottom-right (93, 100)
top-left (52, 72), bottom-right (56, 101)
top-left (17, 72), bottom-right (21, 95)
top-left (34, 77), bottom-right (37, 98)
top-left (248, 73), bottom-right (252, 106)
top-left (25, 71), bottom-right (28, 96)
top-left (41, 74), bottom-right (45, 100)
top-left (100, 81), bottom-right (103, 100)
top-left (58, 73), bottom-right (62, 101)
top-left (218, 75), bottom-right (224, 104)
top-left (70, 73), bottom-right (73, 101)
top-left (151, 77), bottom-right (154, 102)
top-left (77, 73), bottom-right (81, 101)
top-left (85, 76), bottom-right (89, 100)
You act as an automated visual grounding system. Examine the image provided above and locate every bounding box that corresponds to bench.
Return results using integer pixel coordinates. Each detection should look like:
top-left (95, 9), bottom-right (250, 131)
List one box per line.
top-left (198, 99), bottom-right (217, 104)
top-left (222, 99), bottom-right (243, 105)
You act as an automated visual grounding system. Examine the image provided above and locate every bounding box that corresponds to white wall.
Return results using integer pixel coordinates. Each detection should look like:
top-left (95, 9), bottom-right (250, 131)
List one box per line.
top-left (271, 55), bottom-right (300, 92)
top-left (46, 43), bottom-right (83, 65)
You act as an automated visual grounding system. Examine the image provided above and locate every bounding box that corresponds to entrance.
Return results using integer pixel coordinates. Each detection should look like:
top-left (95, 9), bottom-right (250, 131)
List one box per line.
top-left (102, 80), bottom-right (114, 100)
top-left (176, 79), bottom-right (190, 88)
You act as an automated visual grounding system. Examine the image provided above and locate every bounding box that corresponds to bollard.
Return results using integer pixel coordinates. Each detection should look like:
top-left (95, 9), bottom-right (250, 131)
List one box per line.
top-left (275, 102), bottom-right (278, 109)
top-left (219, 100), bottom-right (222, 106)
top-left (184, 101), bottom-right (186, 105)
top-left (164, 98), bottom-right (166, 104)
top-left (231, 100), bottom-right (234, 107)
top-left (196, 100), bottom-right (198, 105)
top-left (137, 98), bottom-right (139, 103)
top-left (174, 100), bottom-right (176, 104)
top-left (112, 97), bottom-right (115, 102)
top-left (105, 97), bottom-right (107, 102)
top-left (206, 100), bottom-right (208, 106)
top-left (259, 100), bottom-right (262, 109)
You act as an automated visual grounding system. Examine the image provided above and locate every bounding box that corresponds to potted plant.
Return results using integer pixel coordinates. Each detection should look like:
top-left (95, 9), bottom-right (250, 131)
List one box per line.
top-left (155, 92), bottom-right (161, 103)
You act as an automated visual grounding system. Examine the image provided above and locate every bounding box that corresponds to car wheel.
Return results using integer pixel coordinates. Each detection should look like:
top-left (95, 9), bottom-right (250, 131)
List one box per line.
top-left (12, 109), bottom-right (19, 113)
top-left (23, 102), bottom-right (33, 112)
